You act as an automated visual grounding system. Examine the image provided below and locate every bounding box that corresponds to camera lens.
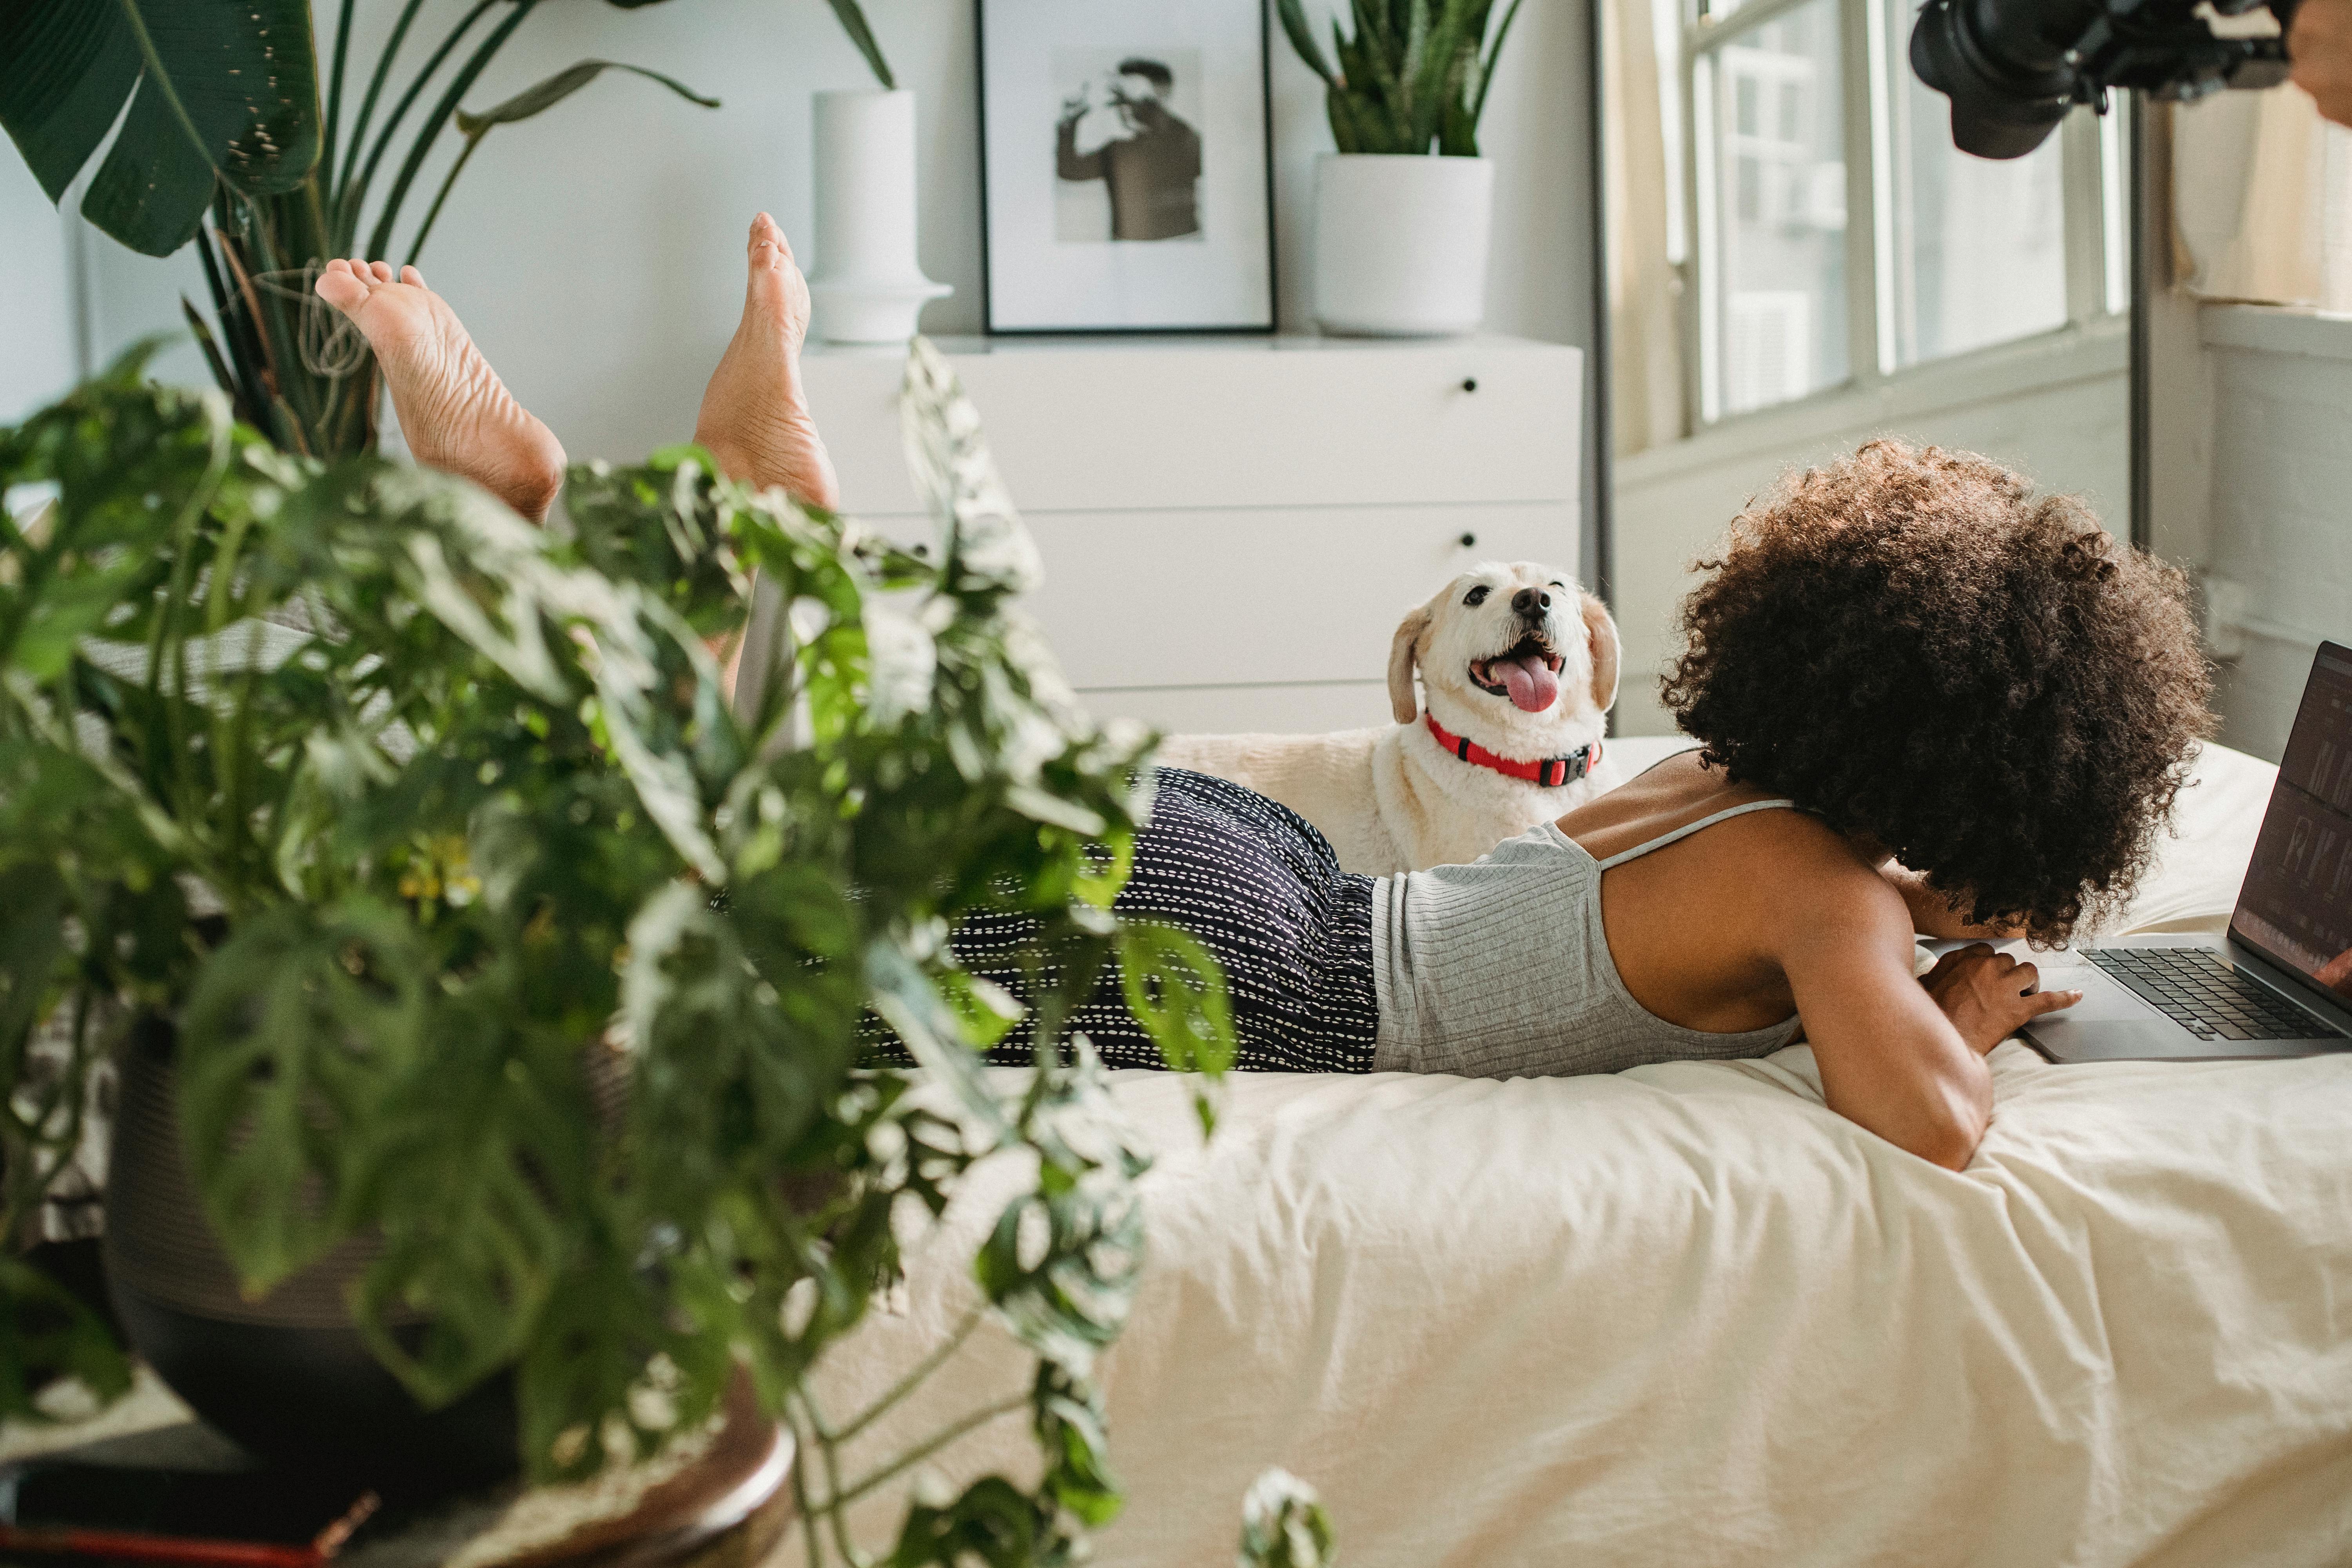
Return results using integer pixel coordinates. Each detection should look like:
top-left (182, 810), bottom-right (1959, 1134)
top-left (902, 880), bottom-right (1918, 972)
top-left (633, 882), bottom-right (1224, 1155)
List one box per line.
top-left (1909, 0), bottom-right (2096, 160)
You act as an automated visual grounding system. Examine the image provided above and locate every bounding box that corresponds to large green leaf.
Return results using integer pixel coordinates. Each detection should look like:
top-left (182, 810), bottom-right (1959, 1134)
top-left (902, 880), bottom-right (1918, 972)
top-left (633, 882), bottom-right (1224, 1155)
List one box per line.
top-left (0, 1), bottom-right (142, 202)
top-left (0, 0), bottom-right (320, 256)
top-left (178, 901), bottom-right (433, 1290)
top-left (1117, 920), bottom-right (1236, 1134)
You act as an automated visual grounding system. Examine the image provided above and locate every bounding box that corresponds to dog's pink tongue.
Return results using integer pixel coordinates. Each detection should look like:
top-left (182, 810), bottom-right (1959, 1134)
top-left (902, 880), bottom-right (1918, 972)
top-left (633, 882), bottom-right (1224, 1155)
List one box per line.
top-left (1500, 653), bottom-right (1560, 713)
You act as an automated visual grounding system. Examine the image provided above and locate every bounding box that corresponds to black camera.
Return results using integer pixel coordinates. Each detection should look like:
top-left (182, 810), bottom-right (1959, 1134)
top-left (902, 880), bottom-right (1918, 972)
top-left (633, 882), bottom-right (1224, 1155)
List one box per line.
top-left (1911, 0), bottom-right (2301, 159)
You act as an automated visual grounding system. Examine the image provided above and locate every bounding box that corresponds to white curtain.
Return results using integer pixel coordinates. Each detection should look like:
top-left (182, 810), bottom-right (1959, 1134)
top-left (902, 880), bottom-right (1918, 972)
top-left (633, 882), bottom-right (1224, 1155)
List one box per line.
top-left (2174, 83), bottom-right (2352, 310)
top-left (1604, 0), bottom-right (1684, 456)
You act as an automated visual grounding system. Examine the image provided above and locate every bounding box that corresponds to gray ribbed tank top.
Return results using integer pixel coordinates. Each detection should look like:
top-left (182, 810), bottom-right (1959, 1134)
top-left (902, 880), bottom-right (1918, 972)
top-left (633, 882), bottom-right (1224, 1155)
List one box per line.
top-left (1370, 799), bottom-right (1806, 1078)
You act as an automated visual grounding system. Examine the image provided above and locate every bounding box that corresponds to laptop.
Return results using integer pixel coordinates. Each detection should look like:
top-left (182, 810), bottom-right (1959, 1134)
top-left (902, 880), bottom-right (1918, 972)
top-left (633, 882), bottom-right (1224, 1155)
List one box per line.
top-left (2020, 640), bottom-right (2352, 1063)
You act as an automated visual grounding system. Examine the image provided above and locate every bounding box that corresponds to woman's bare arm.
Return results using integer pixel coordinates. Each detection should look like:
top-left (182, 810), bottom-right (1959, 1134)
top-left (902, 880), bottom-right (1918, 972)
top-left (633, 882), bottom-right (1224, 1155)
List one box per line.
top-left (1779, 880), bottom-right (2076, 1169)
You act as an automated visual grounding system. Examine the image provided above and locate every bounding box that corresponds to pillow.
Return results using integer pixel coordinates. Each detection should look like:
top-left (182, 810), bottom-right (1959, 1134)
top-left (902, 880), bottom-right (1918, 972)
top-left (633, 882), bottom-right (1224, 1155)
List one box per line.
top-left (2106, 740), bottom-right (2276, 938)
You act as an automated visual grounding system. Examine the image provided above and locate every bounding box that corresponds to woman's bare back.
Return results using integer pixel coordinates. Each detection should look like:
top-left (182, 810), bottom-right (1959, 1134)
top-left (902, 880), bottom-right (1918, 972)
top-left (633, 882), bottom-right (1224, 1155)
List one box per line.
top-left (1554, 749), bottom-right (1881, 1037)
top-left (1548, 748), bottom-right (2081, 1168)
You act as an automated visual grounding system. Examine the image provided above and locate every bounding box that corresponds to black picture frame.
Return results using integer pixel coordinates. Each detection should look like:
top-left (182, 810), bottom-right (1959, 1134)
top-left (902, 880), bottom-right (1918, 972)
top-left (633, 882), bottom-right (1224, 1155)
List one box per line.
top-left (976, 0), bottom-right (1278, 335)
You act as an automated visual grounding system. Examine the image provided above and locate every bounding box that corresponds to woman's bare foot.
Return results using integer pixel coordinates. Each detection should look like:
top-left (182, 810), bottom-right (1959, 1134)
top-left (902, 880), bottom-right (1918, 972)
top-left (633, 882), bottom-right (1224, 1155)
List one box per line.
top-left (693, 215), bottom-right (840, 510)
top-left (314, 258), bottom-right (566, 522)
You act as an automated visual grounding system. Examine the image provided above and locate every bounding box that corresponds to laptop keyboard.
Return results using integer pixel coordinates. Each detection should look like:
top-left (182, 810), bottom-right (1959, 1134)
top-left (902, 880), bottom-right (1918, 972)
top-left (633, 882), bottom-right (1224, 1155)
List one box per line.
top-left (2083, 948), bottom-right (2343, 1042)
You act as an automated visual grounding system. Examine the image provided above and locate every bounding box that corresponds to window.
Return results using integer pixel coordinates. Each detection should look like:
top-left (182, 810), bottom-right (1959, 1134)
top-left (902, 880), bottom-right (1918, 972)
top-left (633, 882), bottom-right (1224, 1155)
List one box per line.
top-left (1674, 0), bottom-right (2127, 424)
top-left (1698, 0), bottom-right (1847, 414)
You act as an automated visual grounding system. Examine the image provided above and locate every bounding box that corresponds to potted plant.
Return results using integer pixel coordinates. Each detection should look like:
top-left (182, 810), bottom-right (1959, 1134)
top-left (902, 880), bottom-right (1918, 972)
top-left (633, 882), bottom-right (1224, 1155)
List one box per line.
top-left (1277, 0), bottom-right (1524, 336)
top-left (0, 338), bottom-right (1328, 1563)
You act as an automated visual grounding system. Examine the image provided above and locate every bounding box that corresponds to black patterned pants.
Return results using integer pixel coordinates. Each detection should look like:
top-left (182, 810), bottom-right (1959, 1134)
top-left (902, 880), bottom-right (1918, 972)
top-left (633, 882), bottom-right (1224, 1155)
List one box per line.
top-left (872, 768), bottom-right (1381, 1073)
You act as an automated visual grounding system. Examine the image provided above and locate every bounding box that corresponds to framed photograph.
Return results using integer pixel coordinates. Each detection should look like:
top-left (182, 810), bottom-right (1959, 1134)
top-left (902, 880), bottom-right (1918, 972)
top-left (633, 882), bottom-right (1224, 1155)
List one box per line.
top-left (977, 0), bottom-right (1276, 334)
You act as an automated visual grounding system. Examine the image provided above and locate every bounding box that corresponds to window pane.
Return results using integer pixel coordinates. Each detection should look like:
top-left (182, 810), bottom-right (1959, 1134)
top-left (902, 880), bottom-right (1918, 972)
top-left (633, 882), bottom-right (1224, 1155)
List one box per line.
top-left (1656, 0), bottom-right (1689, 265)
top-left (1880, 0), bottom-right (2069, 365)
top-left (2101, 100), bottom-right (2129, 317)
top-left (1703, 0), bottom-right (1848, 417)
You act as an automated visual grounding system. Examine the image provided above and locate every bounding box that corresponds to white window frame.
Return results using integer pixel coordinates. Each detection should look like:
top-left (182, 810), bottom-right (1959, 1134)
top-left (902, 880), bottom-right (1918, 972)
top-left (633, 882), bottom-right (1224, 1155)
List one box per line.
top-left (1677, 0), bottom-right (2130, 432)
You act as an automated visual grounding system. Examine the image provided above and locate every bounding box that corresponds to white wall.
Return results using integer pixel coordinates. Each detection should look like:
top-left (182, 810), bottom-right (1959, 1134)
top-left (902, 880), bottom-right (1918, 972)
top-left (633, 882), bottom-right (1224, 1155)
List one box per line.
top-left (8, 0), bottom-right (1594, 472)
top-left (2193, 306), bottom-right (2352, 760)
top-left (0, 155), bottom-right (80, 424)
top-left (1609, 324), bottom-right (2130, 735)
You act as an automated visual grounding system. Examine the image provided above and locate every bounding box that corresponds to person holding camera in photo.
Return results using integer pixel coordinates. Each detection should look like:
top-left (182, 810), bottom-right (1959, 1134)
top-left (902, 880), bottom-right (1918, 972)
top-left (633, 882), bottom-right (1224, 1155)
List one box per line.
top-left (1054, 58), bottom-right (1203, 242)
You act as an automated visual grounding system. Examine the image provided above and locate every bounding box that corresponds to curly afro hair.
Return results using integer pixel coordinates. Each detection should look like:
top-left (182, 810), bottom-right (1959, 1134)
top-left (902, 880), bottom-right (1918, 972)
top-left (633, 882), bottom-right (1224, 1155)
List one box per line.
top-left (1661, 439), bottom-right (2214, 946)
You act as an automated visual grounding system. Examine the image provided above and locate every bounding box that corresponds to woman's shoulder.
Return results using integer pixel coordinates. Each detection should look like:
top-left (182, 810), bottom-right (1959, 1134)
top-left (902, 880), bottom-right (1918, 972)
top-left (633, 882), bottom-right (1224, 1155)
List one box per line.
top-left (1595, 769), bottom-right (1906, 921)
top-left (1559, 750), bottom-right (1821, 858)
top-left (1729, 807), bottom-right (1914, 942)
top-left (1555, 748), bottom-right (1720, 834)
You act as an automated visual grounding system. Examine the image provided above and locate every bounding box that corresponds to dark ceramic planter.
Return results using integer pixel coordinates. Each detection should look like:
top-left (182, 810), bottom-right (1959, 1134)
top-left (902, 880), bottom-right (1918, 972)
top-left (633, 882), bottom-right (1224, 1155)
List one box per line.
top-left (102, 1019), bottom-right (520, 1499)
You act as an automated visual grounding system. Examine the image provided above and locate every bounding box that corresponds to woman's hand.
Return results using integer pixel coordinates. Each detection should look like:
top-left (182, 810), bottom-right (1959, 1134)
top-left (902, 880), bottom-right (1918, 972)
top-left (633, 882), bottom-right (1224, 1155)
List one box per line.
top-left (1920, 944), bottom-right (2081, 1054)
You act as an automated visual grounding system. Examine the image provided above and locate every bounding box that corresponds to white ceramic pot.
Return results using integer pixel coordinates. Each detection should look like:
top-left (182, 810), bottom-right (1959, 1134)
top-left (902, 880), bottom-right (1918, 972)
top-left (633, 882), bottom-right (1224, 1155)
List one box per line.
top-left (1312, 153), bottom-right (1495, 337)
top-left (809, 89), bottom-right (950, 345)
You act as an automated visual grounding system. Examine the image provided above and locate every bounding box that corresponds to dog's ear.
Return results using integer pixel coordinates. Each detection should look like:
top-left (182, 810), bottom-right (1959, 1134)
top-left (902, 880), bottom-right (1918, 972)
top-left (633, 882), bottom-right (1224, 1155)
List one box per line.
top-left (1580, 591), bottom-right (1621, 713)
top-left (1388, 600), bottom-right (1434, 724)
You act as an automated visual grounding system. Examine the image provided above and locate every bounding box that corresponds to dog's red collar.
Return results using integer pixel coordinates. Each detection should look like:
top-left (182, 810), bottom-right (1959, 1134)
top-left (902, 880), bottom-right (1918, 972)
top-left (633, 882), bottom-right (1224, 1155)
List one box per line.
top-left (1425, 714), bottom-right (1601, 788)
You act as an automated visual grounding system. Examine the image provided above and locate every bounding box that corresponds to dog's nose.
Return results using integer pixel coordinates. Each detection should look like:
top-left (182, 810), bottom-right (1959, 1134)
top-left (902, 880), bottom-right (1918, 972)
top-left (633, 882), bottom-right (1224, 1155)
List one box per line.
top-left (1512, 586), bottom-right (1552, 617)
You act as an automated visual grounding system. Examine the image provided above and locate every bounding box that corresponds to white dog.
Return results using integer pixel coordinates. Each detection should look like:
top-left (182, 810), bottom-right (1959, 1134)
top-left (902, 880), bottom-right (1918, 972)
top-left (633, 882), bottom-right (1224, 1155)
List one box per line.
top-left (1158, 562), bottom-right (1623, 875)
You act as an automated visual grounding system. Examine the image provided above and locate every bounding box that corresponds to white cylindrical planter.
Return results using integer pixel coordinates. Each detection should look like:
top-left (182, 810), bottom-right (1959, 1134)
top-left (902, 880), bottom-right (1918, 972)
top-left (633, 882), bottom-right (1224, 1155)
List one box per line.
top-left (1312, 153), bottom-right (1495, 337)
top-left (809, 89), bottom-right (950, 345)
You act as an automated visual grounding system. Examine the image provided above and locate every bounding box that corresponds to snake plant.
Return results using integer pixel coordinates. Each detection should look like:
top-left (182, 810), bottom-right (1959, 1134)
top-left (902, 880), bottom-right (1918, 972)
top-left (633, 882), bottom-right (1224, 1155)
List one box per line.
top-left (1277, 0), bottom-right (1525, 156)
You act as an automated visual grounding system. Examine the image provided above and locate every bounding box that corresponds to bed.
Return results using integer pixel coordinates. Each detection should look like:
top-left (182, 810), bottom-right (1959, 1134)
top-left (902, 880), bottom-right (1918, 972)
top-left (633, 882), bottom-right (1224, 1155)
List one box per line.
top-left (806, 736), bottom-right (2352, 1566)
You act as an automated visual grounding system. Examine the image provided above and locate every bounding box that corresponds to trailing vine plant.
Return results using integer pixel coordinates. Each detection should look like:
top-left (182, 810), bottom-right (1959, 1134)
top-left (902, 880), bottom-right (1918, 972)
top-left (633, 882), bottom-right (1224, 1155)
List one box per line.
top-left (0, 339), bottom-right (1331, 1564)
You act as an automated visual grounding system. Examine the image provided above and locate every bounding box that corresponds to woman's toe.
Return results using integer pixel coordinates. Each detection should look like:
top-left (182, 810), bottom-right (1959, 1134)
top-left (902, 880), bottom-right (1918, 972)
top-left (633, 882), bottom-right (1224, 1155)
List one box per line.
top-left (368, 260), bottom-right (396, 283)
top-left (314, 263), bottom-right (370, 315)
top-left (401, 265), bottom-right (426, 287)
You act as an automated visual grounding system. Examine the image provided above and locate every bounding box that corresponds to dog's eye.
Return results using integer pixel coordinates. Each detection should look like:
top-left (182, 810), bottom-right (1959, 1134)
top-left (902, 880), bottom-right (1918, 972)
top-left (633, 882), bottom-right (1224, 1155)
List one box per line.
top-left (1463, 586), bottom-right (1490, 606)
top-left (1549, 581), bottom-right (1565, 590)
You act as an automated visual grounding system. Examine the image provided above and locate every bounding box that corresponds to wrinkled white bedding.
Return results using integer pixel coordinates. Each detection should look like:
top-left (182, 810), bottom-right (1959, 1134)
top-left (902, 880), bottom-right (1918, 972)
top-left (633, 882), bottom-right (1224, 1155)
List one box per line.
top-left (809, 739), bottom-right (2352, 1567)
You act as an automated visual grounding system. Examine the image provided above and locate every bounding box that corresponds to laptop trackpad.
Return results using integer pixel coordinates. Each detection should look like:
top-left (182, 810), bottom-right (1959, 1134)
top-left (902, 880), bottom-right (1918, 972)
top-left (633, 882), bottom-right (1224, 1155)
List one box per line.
top-left (2019, 963), bottom-right (2180, 1061)
top-left (2021, 1016), bottom-right (2178, 1061)
top-left (2040, 964), bottom-right (2155, 1022)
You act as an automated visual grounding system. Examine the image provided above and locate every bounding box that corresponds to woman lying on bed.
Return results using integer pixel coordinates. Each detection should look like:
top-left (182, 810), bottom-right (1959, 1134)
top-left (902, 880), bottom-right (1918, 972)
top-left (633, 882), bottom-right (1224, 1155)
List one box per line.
top-left (319, 220), bottom-right (2213, 1172)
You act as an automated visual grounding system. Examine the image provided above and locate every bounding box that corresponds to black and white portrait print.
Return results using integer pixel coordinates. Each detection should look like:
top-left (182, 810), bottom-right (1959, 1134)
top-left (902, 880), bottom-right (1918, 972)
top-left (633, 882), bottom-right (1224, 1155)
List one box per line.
top-left (980, 0), bottom-right (1272, 332)
top-left (1052, 50), bottom-right (1206, 243)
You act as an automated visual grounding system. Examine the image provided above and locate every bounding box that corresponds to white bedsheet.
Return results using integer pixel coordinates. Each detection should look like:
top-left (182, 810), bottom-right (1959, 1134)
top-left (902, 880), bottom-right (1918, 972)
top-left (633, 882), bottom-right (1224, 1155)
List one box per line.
top-left (809, 740), bottom-right (2352, 1566)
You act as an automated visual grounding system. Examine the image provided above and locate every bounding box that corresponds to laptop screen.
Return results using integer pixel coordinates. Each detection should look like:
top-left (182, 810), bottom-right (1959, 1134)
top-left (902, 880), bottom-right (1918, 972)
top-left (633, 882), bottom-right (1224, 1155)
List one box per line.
top-left (2230, 641), bottom-right (2352, 1004)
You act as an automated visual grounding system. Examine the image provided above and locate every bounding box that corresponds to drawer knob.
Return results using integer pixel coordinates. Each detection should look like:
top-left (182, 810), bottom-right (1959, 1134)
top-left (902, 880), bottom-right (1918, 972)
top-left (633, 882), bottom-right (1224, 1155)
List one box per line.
top-left (1460, 377), bottom-right (1479, 393)
top-left (1458, 531), bottom-right (1478, 549)
top-left (912, 542), bottom-right (931, 559)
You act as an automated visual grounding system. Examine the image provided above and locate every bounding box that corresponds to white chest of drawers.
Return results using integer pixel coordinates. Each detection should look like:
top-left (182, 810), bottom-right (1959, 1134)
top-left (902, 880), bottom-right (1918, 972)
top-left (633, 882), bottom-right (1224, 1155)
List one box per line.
top-left (800, 334), bottom-right (1583, 734)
